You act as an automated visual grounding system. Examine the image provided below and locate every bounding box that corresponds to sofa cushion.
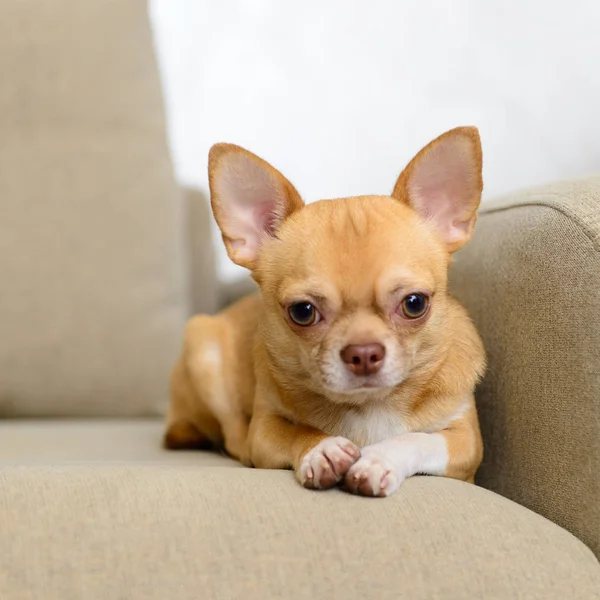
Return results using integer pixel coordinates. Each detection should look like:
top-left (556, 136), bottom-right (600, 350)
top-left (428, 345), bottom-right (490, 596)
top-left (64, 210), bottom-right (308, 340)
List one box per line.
top-left (450, 176), bottom-right (600, 558)
top-left (0, 1), bottom-right (188, 417)
top-left (0, 419), bottom-right (235, 467)
top-left (1, 458), bottom-right (598, 600)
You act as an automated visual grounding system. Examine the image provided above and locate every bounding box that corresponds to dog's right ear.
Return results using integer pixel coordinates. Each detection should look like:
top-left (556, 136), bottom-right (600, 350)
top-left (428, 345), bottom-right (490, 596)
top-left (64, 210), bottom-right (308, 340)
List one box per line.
top-left (208, 144), bottom-right (304, 270)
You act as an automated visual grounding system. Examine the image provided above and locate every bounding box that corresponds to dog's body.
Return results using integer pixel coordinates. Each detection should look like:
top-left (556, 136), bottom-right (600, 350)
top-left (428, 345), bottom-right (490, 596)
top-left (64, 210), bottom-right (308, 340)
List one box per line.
top-left (165, 127), bottom-right (486, 497)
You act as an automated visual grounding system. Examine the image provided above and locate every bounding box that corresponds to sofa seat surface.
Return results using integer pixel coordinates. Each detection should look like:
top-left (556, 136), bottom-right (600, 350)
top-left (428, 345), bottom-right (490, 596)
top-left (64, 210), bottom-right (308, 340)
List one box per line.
top-left (0, 419), bottom-right (236, 467)
top-left (1, 420), bottom-right (599, 600)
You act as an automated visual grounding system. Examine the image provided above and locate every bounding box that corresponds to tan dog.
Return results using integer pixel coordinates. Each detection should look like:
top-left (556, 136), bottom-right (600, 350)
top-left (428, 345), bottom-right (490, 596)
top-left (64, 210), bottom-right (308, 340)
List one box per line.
top-left (165, 126), bottom-right (486, 497)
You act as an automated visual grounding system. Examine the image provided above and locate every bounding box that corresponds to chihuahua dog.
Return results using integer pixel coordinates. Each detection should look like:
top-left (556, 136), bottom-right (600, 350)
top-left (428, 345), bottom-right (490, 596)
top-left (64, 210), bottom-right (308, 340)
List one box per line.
top-left (165, 126), bottom-right (485, 497)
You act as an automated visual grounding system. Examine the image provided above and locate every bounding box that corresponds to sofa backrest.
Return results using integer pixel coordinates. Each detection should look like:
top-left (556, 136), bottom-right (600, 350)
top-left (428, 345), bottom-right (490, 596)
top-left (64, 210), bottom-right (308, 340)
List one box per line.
top-left (0, 1), bottom-right (190, 417)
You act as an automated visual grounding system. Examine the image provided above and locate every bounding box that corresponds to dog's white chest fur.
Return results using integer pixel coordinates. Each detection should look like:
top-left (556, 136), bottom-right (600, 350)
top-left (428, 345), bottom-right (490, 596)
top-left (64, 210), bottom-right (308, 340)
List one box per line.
top-left (338, 406), bottom-right (408, 447)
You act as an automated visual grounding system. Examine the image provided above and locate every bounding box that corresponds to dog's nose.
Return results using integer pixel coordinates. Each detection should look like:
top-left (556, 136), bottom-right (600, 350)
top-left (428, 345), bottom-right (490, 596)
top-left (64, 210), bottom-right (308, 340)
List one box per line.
top-left (340, 343), bottom-right (386, 376)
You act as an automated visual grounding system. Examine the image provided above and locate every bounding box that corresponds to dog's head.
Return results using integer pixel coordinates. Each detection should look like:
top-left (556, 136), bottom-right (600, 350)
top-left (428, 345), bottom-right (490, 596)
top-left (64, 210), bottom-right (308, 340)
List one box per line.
top-left (208, 127), bottom-right (483, 404)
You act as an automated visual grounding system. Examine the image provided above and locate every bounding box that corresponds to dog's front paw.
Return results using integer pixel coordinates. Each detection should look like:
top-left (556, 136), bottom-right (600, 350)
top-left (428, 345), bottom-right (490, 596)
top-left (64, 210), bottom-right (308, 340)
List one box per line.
top-left (299, 437), bottom-right (360, 490)
top-left (344, 450), bottom-right (401, 497)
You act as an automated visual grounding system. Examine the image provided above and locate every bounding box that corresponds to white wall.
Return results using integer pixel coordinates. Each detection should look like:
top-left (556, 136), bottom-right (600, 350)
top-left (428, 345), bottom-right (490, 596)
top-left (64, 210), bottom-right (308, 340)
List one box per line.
top-left (150, 0), bottom-right (600, 282)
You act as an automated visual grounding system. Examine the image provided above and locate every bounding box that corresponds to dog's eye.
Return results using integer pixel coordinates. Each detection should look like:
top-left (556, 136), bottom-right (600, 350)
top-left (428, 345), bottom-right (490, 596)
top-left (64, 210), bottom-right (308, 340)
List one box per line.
top-left (288, 302), bottom-right (320, 326)
top-left (400, 293), bottom-right (429, 319)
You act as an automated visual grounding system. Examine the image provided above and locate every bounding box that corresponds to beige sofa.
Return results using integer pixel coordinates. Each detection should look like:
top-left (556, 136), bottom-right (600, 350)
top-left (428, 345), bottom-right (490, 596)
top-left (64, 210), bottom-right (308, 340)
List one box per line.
top-left (1, 3), bottom-right (599, 599)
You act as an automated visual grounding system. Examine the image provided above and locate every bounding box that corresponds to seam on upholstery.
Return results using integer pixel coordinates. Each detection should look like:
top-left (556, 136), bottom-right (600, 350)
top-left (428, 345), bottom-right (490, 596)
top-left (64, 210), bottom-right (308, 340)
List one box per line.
top-left (480, 200), bottom-right (600, 252)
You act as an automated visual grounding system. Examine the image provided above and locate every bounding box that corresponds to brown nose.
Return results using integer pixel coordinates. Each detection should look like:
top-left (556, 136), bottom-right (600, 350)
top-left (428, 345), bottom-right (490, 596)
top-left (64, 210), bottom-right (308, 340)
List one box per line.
top-left (340, 343), bottom-right (386, 376)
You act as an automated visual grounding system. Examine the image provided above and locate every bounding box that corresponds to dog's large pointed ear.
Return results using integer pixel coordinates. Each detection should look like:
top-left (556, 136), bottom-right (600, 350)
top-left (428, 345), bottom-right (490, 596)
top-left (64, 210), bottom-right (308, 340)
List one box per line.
top-left (208, 144), bottom-right (304, 270)
top-left (392, 127), bottom-right (483, 253)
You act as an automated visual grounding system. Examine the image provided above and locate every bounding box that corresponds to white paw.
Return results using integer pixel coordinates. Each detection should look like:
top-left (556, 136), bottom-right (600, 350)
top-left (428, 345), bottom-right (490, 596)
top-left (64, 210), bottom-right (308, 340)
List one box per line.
top-left (344, 449), bottom-right (402, 497)
top-left (299, 437), bottom-right (360, 490)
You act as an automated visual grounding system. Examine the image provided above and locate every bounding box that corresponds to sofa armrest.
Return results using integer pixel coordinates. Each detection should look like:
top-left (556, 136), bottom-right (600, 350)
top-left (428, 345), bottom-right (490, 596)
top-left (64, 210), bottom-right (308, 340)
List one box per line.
top-left (450, 176), bottom-right (600, 557)
top-left (181, 186), bottom-right (219, 316)
top-left (182, 186), bottom-right (259, 314)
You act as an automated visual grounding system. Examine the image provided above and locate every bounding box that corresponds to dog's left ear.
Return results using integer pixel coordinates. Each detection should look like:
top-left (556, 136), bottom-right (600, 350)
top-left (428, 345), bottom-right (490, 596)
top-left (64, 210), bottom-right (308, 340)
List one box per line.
top-left (392, 126), bottom-right (483, 253)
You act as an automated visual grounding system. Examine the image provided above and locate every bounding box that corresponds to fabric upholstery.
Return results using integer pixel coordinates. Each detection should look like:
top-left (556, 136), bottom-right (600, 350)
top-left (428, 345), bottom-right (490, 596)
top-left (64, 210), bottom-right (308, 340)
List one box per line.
top-left (0, 1), bottom-right (190, 417)
top-left (1, 423), bottom-right (599, 600)
top-left (450, 176), bottom-right (600, 558)
top-left (184, 187), bottom-right (220, 316)
top-left (0, 419), bottom-right (236, 467)
top-left (218, 274), bottom-right (259, 309)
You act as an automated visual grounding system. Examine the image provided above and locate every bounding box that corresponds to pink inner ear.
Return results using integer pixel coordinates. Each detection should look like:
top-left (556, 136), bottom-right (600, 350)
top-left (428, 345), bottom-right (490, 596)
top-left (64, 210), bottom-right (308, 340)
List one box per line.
top-left (408, 136), bottom-right (478, 245)
top-left (216, 154), bottom-right (285, 261)
top-left (255, 203), bottom-right (277, 236)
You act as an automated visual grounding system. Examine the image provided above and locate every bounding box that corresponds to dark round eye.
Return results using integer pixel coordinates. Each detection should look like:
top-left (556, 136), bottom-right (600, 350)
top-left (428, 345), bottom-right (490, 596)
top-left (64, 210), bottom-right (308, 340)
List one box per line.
top-left (288, 302), bottom-right (320, 326)
top-left (400, 293), bottom-right (429, 319)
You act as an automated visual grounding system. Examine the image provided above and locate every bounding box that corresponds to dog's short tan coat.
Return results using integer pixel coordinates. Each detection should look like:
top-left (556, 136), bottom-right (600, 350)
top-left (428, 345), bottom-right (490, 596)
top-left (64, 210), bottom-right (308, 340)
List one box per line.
top-left (165, 127), bottom-right (486, 497)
